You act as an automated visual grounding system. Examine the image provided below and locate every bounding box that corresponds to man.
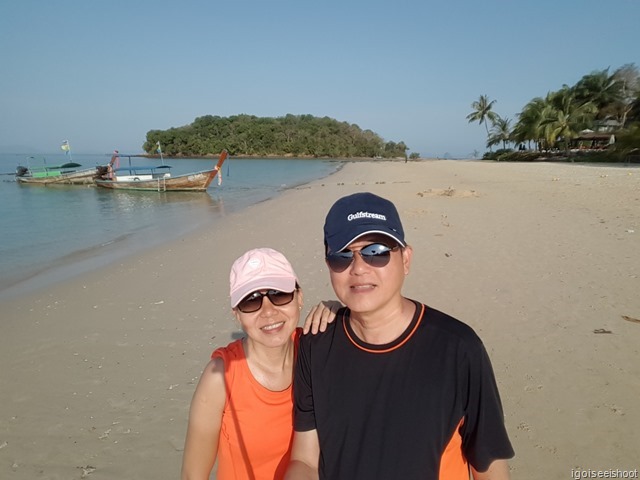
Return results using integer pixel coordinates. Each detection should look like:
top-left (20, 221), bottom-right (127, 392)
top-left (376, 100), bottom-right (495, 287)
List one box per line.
top-left (286, 192), bottom-right (514, 480)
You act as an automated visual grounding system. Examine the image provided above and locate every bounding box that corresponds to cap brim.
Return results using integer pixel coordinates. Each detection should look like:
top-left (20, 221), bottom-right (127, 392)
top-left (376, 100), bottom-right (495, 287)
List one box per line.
top-left (331, 228), bottom-right (406, 253)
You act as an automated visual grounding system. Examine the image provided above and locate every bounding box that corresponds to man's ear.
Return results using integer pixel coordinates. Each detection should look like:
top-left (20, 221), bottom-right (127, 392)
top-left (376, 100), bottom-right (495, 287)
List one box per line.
top-left (402, 245), bottom-right (413, 275)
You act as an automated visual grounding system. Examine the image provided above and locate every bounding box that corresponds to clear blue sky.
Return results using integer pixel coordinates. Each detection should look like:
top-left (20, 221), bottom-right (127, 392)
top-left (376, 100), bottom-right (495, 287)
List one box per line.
top-left (1, 0), bottom-right (638, 158)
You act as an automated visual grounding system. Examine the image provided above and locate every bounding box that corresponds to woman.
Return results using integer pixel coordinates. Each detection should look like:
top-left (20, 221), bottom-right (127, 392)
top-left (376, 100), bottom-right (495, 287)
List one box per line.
top-left (181, 247), bottom-right (336, 480)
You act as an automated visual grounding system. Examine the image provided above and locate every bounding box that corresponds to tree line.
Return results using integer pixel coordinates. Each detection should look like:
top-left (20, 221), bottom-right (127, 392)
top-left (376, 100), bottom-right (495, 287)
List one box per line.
top-left (467, 63), bottom-right (640, 161)
top-left (143, 114), bottom-right (409, 159)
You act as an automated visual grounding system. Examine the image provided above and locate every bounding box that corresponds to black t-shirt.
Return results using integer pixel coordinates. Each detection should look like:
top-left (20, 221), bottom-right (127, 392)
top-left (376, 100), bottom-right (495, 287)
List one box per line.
top-left (293, 301), bottom-right (514, 479)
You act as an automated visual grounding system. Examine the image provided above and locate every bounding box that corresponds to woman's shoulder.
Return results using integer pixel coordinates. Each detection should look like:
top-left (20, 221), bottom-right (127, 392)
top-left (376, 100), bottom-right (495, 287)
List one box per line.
top-left (211, 337), bottom-right (245, 362)
top-left (192, 355), bottom-right (227, 401)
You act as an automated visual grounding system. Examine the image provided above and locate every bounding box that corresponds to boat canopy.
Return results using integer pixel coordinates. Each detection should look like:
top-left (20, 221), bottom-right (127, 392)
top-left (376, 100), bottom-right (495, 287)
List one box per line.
top-left (109, 153), bottom-right (172, 173)
top-left (113, 165), bottom-right (172, 173)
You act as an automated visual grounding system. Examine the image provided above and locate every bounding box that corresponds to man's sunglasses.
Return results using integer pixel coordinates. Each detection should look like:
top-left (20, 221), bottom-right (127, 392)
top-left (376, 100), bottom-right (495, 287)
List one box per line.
top-left (236, 289), bottom-right (296, 313)
top-left (325, 243), bottom-right (400, 273)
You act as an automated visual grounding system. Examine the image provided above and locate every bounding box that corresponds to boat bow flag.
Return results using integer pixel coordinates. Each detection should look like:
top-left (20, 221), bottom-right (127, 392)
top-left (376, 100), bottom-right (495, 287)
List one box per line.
top-left (60, 140), bottom-right (73, 161)
top-left (156, 141), bottom-right (164, 163)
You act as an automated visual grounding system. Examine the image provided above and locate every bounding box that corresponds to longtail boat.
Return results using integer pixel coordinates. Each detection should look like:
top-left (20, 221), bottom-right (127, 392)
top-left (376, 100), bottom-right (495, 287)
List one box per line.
top-left (94, 150), bottom-right (228, 192)
top-left (15, 161), bottom-right (99, 185)
top-left (15, 141), bottom-right (102, 186)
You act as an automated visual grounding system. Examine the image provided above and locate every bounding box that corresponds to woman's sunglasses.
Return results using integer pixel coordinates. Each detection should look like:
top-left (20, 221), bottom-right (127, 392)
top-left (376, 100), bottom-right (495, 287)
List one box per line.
top-left (325, 243), bottom-right (400, 273)
top-left (236, 289), bottom-right (296, 313)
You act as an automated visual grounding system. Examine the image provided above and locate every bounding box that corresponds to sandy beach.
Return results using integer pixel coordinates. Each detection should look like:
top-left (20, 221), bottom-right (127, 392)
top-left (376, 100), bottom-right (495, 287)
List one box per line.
top-left (1, 159), bottom-right (639, 479)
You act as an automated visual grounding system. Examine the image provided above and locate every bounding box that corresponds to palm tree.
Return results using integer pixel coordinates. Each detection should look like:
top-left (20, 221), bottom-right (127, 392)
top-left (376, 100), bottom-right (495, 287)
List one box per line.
top-left (487, 115), bottom-right (513, 150)
top-left (467, 95), bottom-right (498, 151)
top-left (571, 67), bottom-right (640, 130)
top-left (539, 88), bottom-right (597, 153)
top-left (512, 97), bottom-right (547, 150)
top-left (573, 68), bottom-right (622, 117)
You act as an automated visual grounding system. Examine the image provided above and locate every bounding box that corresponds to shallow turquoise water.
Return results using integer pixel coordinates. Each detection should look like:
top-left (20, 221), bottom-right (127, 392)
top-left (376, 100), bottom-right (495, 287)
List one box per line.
top-left (0, 153), bottom-right (340, 297)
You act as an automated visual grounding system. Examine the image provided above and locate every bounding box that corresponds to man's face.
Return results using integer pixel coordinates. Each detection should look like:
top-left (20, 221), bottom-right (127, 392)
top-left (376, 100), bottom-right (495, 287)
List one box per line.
top-left (327, 233), bottom-right (411, 315)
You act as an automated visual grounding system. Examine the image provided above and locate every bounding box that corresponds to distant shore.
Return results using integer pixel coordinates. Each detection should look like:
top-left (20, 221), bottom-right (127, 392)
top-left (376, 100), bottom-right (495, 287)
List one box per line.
top-left (140, 153), bottom-right (414, 161)
top-left (141, 150), bottom-right (640, 163)
top-left (1, 160), bottom-right (639, 479)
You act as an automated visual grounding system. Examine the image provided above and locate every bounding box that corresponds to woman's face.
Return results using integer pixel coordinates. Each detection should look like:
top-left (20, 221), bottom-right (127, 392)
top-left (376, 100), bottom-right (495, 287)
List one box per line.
top-left (233, 288), bottom-right (303, 348)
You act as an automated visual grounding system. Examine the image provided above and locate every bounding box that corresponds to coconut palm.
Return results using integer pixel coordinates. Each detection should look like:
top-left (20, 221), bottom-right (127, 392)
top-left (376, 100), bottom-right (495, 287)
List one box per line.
top-left (512, 97), bottom-right (547, 150)
top-left (570, 65), bottom-right (640, 128)
top-left (487, 115), bottom-right (513, 150)
top-left (539, 88), bottom-right (597, 152)
top-left (467, 95), bottom-right (498, 150)
top-left (509, 63), bottom-right (639, 161)
top-left (573, 69), bottom-right (619, 111)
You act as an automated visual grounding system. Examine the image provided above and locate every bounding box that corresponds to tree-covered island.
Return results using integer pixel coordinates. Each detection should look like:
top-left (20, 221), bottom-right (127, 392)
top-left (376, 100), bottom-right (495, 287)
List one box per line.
top-left (143, 114), bottom-right (409, 159)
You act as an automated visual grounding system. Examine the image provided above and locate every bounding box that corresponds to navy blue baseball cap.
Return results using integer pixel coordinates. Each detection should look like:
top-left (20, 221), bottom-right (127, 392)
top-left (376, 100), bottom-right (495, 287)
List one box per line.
top-left (324, 192), bottom-right (406, 253)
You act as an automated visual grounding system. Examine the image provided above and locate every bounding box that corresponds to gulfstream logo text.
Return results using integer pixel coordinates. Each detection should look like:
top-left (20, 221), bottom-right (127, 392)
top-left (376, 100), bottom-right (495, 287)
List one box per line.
top-left (348, 212), bottom-right (386, 221)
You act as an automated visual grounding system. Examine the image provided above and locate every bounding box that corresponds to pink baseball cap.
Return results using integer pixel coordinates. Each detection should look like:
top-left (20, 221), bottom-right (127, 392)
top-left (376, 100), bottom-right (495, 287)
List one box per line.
top-left (229, 248), bottom-right (298, 308)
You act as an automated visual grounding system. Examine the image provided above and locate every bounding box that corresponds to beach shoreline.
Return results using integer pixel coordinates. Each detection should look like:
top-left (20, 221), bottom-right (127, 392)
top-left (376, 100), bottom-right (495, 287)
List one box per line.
top-left (1, 160), bottom-right (639, 479)
top-left (0, 158), bottom-right (344, 302)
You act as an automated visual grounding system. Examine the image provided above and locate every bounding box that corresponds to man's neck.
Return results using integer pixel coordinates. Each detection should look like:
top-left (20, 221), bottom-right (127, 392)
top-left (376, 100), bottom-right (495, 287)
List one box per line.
top-left (348, 297), bottom-right (416, 345)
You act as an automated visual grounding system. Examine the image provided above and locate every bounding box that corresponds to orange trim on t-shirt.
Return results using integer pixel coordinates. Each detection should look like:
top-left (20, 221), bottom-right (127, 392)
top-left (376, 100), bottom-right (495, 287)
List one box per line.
top-left (343, 302), bottom-right (426, 353)
top-left (439, 417), bottom-right (469, 480)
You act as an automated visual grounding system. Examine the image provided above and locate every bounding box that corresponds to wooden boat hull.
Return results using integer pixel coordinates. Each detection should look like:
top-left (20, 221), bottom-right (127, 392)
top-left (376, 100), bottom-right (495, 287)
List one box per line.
top-left (95, 169), bottom-right (219, 191)
top-left (95, 150), bottom-right (228, 192)
top-left (16, 168), bottom-right (98, 185)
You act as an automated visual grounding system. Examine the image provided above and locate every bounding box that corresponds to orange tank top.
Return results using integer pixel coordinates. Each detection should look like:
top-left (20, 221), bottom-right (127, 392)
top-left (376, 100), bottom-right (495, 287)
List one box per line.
top-left (212, 330), bottom-right (299, 480)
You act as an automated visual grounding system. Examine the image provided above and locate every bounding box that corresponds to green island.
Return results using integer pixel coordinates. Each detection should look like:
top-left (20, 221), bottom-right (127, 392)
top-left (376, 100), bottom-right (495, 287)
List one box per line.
top-left (467, 63), bottom-right (640, 162)
top-left (143, 64), bottom-right (640, 162)
top-left (143, 114), bottom-right (409, 159)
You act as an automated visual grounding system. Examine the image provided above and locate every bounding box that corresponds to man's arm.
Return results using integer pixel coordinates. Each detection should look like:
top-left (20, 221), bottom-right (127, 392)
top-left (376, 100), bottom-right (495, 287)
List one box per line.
top-left (471, 459), bottom-right (510, 480)
top-left (285, 429), bottom-right (320, 480)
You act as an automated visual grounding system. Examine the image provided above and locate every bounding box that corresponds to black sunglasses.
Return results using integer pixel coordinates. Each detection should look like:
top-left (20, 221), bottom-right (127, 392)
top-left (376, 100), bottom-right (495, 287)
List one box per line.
top-left (326, 243), bottom-right (400, 273)
top-left (236, 289), bottom-right (296, 313)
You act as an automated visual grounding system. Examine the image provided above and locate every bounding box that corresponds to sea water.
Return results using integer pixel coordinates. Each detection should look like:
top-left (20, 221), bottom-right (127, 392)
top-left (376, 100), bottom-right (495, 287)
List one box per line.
top-left (0, 153), bottom-right (340, 298)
